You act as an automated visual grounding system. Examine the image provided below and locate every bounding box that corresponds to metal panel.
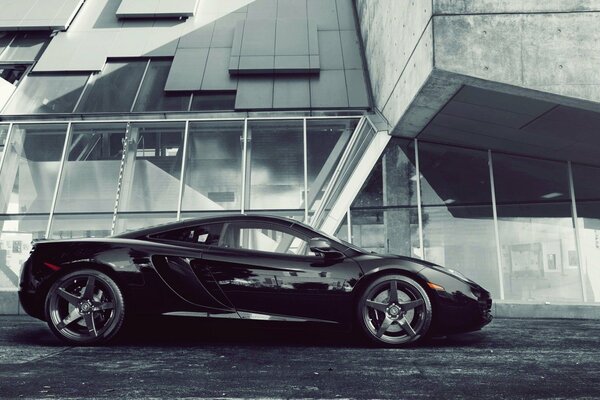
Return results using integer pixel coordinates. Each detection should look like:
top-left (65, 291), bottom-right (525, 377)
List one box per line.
top-left (345, 69), bottom-right (369, 108)
top-left (274, 56), bottom-right (311, 73)
top-left (165, 48), bottom-right (209, 91)
top-left (156, 0), bottom-right (198, 17)
top-left (340, 30), bottom-right (362, 69)
top-left (237, 56), bottom-right (275, 74)
top-left (277, 0), bottom-right (308, 19)
top-left (0, 0), bottom-right (83, 30)
top-left (212, 12), bottom-right (246, 48)
top-left (231, 20), bottom-right (245, 56)
top-left (310, 55), bottom-right (320, 70)
top-left (308, 22), bottom-right (319, 55)
top-left (273, 77), bottom-right (310, 109)
top-left (247, 0), bottom-right (277, 20)
top-left (336, 0), bottom-right (355, 30)
top-left (116, 0), bottom-right (159, 18)
top-left (307, 0), bottom-right (339, 30)
top-left (310, 70), bottom-right (348, 108)
top-left (144, 37), bottom-right (178, 57)
top-left (235, 77), bottom-right (274, 109)
top-left (240, 19), bottom-right (276, 56)
top-left (111, 29), bottom-right (150, 57)
top-left (317, 31), bottom-right (343, 70)
top-left (202, 48), bottom-right (238, 91)
top-left (275, 19), bottom-right (309, 56)
top-left (35, 30), bottom-right (115, 72)
top-left (178, 23), bottom-right (214, 48)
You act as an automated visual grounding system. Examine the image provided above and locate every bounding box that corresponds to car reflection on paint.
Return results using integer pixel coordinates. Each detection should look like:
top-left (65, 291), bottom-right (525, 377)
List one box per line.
top-left (19, 214), bottom-right (492, 346)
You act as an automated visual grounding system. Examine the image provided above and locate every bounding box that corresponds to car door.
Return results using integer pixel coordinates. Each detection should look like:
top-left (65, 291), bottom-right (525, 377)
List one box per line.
top-left (200, 219), bottom-right (362, 323)
top-left (148, 222), bottom-right (235, 312)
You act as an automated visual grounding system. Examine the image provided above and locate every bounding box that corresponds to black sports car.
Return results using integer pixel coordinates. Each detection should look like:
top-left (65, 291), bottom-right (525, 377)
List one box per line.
top-left (19, 214), bottom-right (492, 346)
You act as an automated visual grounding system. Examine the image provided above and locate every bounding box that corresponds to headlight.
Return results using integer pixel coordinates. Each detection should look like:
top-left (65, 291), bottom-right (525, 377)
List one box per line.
top-left (446, 268), bottom-right (468, 281)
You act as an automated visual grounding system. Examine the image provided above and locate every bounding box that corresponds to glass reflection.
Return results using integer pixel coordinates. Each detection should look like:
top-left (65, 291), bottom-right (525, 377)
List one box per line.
top-left (422, 205), bottom-right (500, 297)
top-left (49, 213), bottom-right (112, 239)
top-left (76, 60), bottom-right (147, 113)
top-left (181, 121), bottom-right (244, 211)
top-left (55, 123), bottom-right (126, 213)
top-left (493, 154), bottom-right (582, 302)
top-left (571, 163), bottom-right (600, 302)
top-left (0, 215), bottom-right (48, 289)
top-left (0, 32), bottom-right (48, 62)
top-left (351, 208), bottom-right (419, 256)
top-left (3, 74), bottom-right (90, 114)
top-left (0, 123), bottom-right (67, 214)
top-left (132, 60), bottom-right (191, 112)
top-left (306, 119), bottom-right (356, 213)
top-left (114, 212), bottom-right (177, 235)
top-left (246, 120), bottom-right (304, 210)
top-left (119, 122), bottom-right (184, 212)
top-left (419, 142), bottom-right (491, 206)
top-left (0, 125), bottom-right (8, 161)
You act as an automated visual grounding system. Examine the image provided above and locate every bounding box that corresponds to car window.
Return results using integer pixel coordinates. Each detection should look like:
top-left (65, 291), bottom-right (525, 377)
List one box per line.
top-left (152, 223), bottom-right (223, 245)
top-left (218, 222), bottom-right (316, 256)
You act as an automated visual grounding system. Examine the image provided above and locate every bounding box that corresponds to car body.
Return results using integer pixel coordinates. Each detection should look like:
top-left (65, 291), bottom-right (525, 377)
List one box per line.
top-left (19, 214), bottom-right (492, 345)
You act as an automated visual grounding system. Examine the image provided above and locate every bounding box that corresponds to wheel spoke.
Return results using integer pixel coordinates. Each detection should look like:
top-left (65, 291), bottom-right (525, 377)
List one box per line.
top-left (94, 302), bottom-right (114, 311)
top-left (366, 300), bottom-right (388, 312)
top-left (84, 314), bottom-right (97, 337)
top-left (388, 281), bottom-right (399, 303)
top-left (57, 288), bottom-right (81, 306)
top-left (56, 309), bottom-right (82, 330)
top-left (398, 316), bottom-right (417, 337)
top-left (399, 298), bottom-right (424, 311)
top-left (376, 317), bottom-right (393, 337)
top-left (82, 276), bottom-right (96, 299)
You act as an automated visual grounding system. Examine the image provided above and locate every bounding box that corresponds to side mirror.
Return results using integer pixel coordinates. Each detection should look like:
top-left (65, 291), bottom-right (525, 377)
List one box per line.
top-left (309, 237), bottom-right (344, 259)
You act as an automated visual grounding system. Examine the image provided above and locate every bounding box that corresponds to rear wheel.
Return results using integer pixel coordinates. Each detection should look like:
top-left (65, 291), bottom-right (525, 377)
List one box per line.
top-left (357, 275), bottom-right (432, 346)
top-left (45, 269), bottom-right (125, 345)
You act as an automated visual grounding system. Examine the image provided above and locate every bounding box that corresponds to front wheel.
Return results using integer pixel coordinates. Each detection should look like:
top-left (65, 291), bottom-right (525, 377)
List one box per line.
top-left (45, 269), bottom-right (125, 345)
top-left (357, 275), bottom-right (432, 346)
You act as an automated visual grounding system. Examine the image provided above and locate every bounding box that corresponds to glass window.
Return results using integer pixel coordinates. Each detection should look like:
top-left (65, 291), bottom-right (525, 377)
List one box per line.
top-left (0, 124), bottom-right (8, 161)
top-left (246, 120), bottom-right (304, 210)
top-left (48, 213), bottom-right (113, 240)
top-left (0, 65), bottom-right (27, 85)
top-left (0, 32), bottom-right (48, 62)
top-left (152, 223), bottom-right (223, 245)
top-left (419, 142), bottom-right (491, 206)
top-left (219, 221), bottom-right (311, 255)
top-left (0, 123), bottom-right (68, 214)
top-left (306, 119), bottom-right (356, 214)
top-left (132, 60), bottom-right (191, 112)
top-left (350, 208), bottom-right (419, 256)
top-left (422, 205), bottom-right (500, 297)
top-left (190, 92), bottom-right (236, 111)
top-left (0, 32), bottom-right (14, 56)
top-left (492, 153), bottom-right (581, 302)
top-left (54, 123), bottom-right (126, 214)
top-left (118, 122), bottom-right (184, 212)
top-left (571, 163), bottom-right (600, 303)
top-left (2, 73), bottom-right (90, 114)
top-left (114, 212), bottom-right (177, 235)
top-left (0, 214), bottom-right (49, 289)
top-left (181, 121), bottom-right (244, 212)
top-left (76, 60), bottom-right (147, 113)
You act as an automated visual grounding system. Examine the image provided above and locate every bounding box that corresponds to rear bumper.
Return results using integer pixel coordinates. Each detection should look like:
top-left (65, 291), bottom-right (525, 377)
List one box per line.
top-left (19, 289), bottom-right (44, 320)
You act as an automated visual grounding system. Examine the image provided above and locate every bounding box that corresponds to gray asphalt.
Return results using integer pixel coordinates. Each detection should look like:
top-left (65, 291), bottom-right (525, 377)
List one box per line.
top-left (0, 315), bottom-right (599, 399)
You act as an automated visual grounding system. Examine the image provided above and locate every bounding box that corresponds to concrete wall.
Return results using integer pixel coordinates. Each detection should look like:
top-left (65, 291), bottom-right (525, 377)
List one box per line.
top-left (355, 0), bottom-right (600, 136)
top-left (354, 0), bottom-right (433, 130)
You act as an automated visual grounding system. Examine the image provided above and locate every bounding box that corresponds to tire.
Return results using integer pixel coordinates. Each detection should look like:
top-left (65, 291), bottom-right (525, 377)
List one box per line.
top-left (357, 274), bottom-right (432, 346)
top-left (44, 269), bottom-right (125, 345)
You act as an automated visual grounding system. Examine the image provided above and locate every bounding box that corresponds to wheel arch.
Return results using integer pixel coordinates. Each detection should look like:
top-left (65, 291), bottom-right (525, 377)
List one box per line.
top-left (352, 267), bottom-right (439, 311)
top-left (37, 262), bottom-right (129, 319)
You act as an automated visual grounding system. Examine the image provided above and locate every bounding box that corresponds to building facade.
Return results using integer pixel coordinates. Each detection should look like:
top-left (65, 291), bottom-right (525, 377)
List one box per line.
top-left (1, 0), bottom-right (599, 313)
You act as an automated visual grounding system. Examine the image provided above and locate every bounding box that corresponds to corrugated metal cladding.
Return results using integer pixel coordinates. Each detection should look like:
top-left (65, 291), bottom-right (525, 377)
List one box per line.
top-left (0, 0), bottom-right (85, 31)
top-left (116, 0), bottom-right (199, 19)
top-left (26, 0), bottom-right (370, 110)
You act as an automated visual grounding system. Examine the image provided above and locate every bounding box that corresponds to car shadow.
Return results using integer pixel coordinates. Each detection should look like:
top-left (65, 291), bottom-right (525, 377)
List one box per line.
top-left (7, 315), bottom-right (490, 349)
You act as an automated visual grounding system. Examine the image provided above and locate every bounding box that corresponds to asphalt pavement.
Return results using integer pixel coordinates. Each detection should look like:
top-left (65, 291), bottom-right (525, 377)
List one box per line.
top-left (0, 315), bottom-right (599, 399)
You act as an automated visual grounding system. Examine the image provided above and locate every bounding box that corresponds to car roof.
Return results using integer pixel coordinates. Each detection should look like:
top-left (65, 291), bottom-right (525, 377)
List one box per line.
top-left (113, 213), bottom-right (305, 239)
